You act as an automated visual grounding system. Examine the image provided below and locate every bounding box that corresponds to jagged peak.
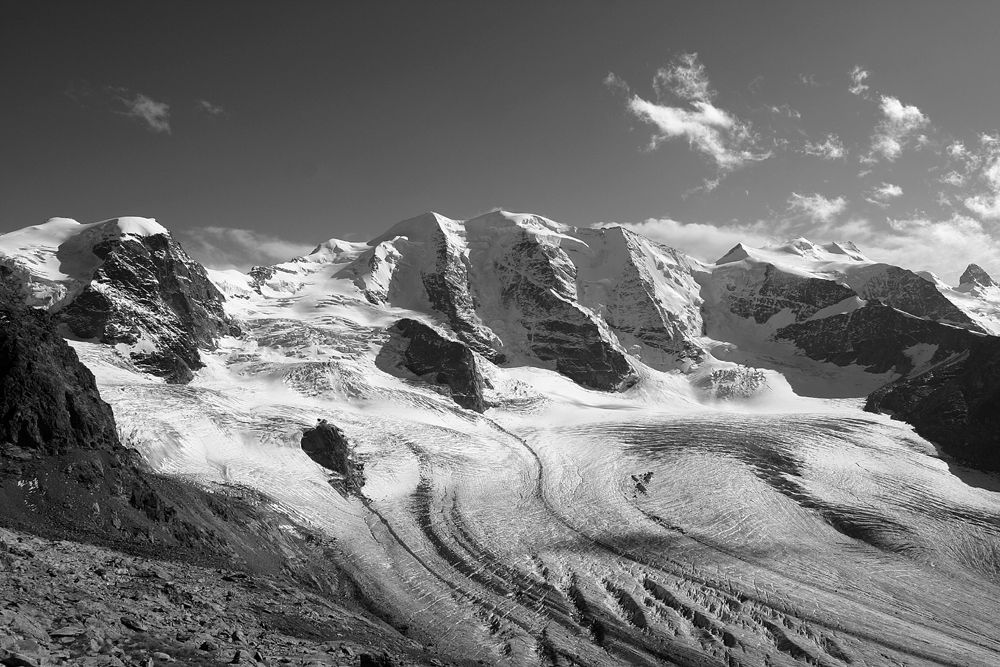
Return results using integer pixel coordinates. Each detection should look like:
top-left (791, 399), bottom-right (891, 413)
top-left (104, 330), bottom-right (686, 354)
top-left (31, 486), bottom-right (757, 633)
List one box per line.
top-left (716, 238), bottom-right (868, 266)
top-left (959, 263), bottom-right (997, 288)
top-left (715, 243), bottom-right (752, 265)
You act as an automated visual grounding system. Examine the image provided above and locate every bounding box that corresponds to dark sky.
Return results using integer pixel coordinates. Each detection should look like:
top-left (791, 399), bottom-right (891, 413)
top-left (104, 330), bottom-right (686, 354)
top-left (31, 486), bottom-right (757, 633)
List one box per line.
top-left (3, 1), bottom-right (1000, 279)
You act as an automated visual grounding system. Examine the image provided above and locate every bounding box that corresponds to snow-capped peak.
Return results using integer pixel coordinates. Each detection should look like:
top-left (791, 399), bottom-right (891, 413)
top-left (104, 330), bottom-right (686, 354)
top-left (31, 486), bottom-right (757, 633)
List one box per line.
top-left (714, 238), bottom-right (871, 276)
top-left (367, 211), bottom-right (463, 246)
top-left (959, 263), bottom-right (998, 289)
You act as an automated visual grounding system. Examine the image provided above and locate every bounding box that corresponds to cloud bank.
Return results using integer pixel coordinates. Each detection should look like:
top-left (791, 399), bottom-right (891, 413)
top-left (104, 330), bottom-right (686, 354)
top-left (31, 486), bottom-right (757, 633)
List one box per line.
top-left (179, 227), bottom-right (316, 271)
top-left (787, 193), bottom-right (847, 222)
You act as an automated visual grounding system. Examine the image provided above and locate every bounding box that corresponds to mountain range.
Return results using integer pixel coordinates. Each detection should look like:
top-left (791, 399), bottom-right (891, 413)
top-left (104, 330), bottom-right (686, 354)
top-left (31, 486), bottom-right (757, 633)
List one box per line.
top-left (3, 211), bottom-right (1000, 666)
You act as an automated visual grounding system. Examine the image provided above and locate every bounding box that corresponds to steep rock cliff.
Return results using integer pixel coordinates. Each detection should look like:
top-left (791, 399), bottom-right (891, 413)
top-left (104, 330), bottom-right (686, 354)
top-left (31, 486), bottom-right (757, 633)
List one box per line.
top-left (865, 335), bottom-right (1000, 471)
top-left (466, 213), bottom-right (636, 391)
top-left (376, 318), bottom-right (488, 412)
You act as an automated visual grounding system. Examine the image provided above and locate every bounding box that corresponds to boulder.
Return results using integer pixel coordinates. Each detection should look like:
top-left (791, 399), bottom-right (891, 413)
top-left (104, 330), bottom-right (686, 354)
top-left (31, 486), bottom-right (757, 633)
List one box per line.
top-left (300, 421), bottom-right (364, 491)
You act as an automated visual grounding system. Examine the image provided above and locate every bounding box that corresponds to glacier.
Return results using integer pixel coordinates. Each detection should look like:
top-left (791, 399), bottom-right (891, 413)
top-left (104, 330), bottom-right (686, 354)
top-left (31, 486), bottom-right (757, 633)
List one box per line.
top-left (3, 212), bottom-right (1000, 665)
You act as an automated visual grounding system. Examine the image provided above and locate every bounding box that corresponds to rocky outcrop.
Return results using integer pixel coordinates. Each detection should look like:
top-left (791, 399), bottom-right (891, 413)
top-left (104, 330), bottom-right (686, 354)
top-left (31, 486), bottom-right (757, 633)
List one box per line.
top-left (716, 262), bottom-right (857, 324)
top-left (56, 231), bottom-right (234, 383)
top-left (376, 318), bottom-right (488, 412)
top-left (300, 420), bottom-right (365, 491)
top-left (419, 223), bottom-right (505, 363)
top-left (865, 335), bottom-right (1000, 471)
top-left (0, 267), bottom-right (119, 455)
top-left (775, 301), bottom-right (980, 374)
top-left (959, 263), bottom-right (997, 288)
top-left (850, 265), bottom-right (983, 331)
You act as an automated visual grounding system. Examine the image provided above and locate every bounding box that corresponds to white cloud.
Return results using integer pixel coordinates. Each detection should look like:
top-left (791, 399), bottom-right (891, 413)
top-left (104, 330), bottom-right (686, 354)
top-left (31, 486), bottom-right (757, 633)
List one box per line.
top-left (849, 66), bottom-right (870, 96)
top-left (864, 182), bottom-right (903, 208)
top-left (867, 95), bottom-right (929, 162)
top-left (787, 193), bottom-right (848, 222)
top-left (195, 99), bottom-right (226, 116)
top-left (957, 134), bottom-right (1000, 220)
top-left (767, 104), bottom-right (801, 119)
top-left (603, 72), bottom-right (630, 96)
top-left (618, 54), bottom-right (770, 171)
top-left (964, 194), bottom-right (1000, 219)
top-left (802, 134), bottom-right (845, 160)
top-left (940, 171), bottom-right (966, 186)
top-left (653, 53), bottom-right (715, 103)
top-left (118, 93), bottom-right (171, 133)
top-left (178, 227), bottom-right (316, 271)
top-left (872, 215), bottom-right (1000, 281)
top-left (874, 182), bottom-right (903, 199)
top-left (799, 74), bottom-right (819, 87)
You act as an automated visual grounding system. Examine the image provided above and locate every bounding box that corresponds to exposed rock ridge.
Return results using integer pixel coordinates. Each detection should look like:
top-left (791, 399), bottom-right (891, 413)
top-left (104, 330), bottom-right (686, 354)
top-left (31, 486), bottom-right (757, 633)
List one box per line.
top-left (715, 262), bottom-right (856, 324)
top-left (865, 334), bottom-right (1000, 471)
top-left (55, 231), bottom-right (235, 383)
top-left (850, 265), bottom-right (984, 332)
top-left (471, 225), bottom-right (635, 391)
top-left (776, 301), bottom-right (982, 375)
top-left (419, 223), bottom-right (504, 363)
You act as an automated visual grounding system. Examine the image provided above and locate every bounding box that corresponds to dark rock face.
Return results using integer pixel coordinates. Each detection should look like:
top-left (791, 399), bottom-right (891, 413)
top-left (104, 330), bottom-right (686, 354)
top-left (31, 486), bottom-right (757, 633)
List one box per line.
top-left (300, 421), bottom-right (365, 491)
top-left (490, 234), bottom-right (635, 391)
top-left (55, 233), bottom-right (234, 383)
top-left (959, 263), bottom-right (997, 288)
top-left (776, 301), bottom-right (980, 374)
top-left (376, 318), bottom-right (488, 412)
top-left (0, 268), bottom-right (119, 455)
top-left (721, 264), bottom-right (857, 324)
top-left (420, 225), bottom-right (505, 364)
top-left (855, 265), bottom-right (983, 331)
top-left (866, 335), bottom-right (1000, 471)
